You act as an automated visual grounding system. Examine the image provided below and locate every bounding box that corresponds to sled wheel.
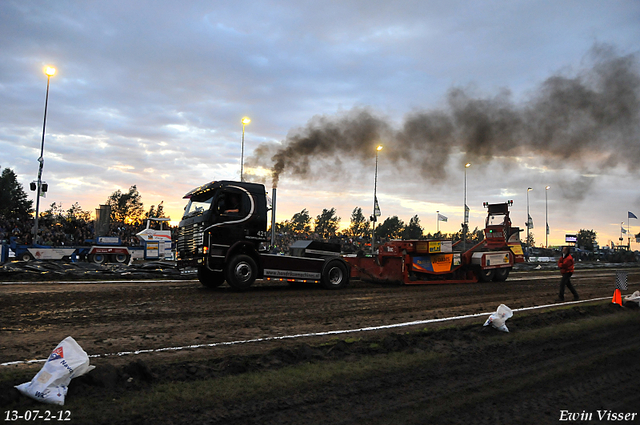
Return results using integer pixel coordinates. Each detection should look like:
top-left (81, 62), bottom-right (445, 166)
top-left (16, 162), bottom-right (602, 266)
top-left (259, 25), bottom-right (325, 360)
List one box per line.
top-left (112, 253), bottom-right (131, 264)
top-left (88, 253), bottom-right (107, 265)
top-left (226, 255), bottom-right (257, 291)
top-left (492, 267), bottom-right (511, 282)
top-left (477, 268), bottom-right (495, 282)
top-left (198, 266), bottom-right (225, 288)
top-left (321, 260), bottom-right (349, 290)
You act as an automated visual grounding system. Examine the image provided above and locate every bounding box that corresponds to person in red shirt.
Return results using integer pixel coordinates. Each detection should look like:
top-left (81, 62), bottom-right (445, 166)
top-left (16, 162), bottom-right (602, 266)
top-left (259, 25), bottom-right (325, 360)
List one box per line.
top-left (557, 246), bottom-right (579, 302)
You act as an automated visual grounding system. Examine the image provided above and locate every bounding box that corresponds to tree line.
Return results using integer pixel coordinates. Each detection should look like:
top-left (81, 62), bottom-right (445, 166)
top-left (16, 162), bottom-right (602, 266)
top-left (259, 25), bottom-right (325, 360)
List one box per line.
top-left (13, 166), bottom-right (606, 250)
top-left (1, 166), bottom-right (485, 248)
top-left (276, 206), bottom-right (484, 246)
top-left (0, 166), bottom-right (166, 245)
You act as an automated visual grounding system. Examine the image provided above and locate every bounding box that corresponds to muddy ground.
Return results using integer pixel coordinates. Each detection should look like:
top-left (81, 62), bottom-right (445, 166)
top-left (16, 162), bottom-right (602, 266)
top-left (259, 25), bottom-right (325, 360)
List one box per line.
top-left (1, 263), bottom-right (639, 424)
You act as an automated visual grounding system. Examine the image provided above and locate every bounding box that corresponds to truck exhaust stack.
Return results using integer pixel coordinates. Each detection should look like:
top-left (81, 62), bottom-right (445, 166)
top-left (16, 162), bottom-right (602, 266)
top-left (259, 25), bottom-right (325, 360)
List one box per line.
top-left (271, 187), bottom-right (277, 248)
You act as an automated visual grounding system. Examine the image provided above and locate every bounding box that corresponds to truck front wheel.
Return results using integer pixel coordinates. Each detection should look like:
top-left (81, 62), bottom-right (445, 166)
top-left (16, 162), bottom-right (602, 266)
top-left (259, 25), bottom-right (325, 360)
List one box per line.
top-left (322, 260), bottom-right (349, 289)
top-left (198, 266), bottom-right (225, 289)
top-left (226, 255), bottom-right (257, 291)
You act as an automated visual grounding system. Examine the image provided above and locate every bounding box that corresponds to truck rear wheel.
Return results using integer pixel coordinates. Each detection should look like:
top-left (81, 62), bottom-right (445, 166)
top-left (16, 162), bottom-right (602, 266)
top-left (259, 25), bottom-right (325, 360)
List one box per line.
top-left (477, 268), bottom-right (495, 282)
top-left (88, 253), bottom-right (107, 265)
top-left (226, 255), bottom-right (257, 291)
top-left (198, 266), bottom-right (225, 288)
top-left (321, 260), bottom-right (349, 289)
top-left (20, 252), bottom-right (33, 262)
top-left (492, 267), bottom-right (511, 281)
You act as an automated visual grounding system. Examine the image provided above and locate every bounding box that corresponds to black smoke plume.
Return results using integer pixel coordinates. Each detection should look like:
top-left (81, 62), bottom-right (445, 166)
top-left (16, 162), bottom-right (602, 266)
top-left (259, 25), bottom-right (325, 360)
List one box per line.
top-left (246, 45), bottom-right (640, 191)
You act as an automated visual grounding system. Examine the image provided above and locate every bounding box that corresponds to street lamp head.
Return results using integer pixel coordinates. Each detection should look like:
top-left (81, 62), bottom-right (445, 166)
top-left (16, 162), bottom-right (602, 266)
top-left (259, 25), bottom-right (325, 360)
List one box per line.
top-left (527, 187), bottom-right (533, 191)
top-left (545, 185), bottom-right (550, 190)
top-left (465, 162), bottom-right (471, 168)
top-left (241, 117), bottom-right (251, 125)
top-left (376, 145), bottom-right (383, 151)
top-left (44, 66), bottom-right (56, 77)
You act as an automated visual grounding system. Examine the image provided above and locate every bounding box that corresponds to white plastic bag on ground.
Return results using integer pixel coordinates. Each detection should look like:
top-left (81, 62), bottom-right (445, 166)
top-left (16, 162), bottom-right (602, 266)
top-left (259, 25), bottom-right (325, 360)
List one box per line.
top-left (624, 290), bottom-right (640, 305)
top-left (483, 304), bottom-right (513, 332)
top-left (15, 336), bottom-right (95, 405)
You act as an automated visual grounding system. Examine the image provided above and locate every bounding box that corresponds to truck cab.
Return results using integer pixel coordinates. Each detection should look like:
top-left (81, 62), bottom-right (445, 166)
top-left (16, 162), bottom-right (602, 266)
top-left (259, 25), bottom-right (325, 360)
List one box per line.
top-left (136, 217), bottom-right (174, 260)
top-left (176, 180), bottom-right (349, 290)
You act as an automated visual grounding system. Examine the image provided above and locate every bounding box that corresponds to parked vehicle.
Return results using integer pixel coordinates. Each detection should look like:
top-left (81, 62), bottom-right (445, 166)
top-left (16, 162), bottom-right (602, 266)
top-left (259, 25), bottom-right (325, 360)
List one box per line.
top-left (7, 218), bottom-right (174, 264)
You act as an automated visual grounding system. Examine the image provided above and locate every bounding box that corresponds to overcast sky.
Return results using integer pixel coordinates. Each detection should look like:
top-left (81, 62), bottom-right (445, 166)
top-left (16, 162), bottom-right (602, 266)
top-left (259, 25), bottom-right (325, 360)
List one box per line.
top-left (1, 0), bottom-right (639, 248)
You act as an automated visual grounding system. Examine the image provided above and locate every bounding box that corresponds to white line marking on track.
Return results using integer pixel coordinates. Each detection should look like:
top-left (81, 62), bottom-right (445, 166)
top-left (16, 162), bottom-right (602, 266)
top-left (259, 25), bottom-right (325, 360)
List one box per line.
top-left (1, 297), bottom-right (612, 366)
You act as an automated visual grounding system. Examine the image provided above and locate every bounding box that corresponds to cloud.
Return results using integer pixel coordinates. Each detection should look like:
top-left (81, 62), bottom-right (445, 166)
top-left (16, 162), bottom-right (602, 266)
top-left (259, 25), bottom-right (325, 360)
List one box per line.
top-left (247, 45), bottom-right (640, 196)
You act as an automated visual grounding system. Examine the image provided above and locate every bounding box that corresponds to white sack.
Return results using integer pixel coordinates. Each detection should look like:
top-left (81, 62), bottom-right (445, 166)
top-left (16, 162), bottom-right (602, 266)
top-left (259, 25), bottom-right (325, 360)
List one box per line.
top-left (483, 304), bottom-right (513, 332)
top-left (16, 336), bottom-right (95, 405)
top-left (624, 290), bottom-right (640, 304)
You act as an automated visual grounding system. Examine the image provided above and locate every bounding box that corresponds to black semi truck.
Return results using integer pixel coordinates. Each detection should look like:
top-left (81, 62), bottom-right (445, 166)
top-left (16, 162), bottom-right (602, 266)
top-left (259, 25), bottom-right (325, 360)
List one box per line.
top-left (176, 180), bottom-right (350, 290)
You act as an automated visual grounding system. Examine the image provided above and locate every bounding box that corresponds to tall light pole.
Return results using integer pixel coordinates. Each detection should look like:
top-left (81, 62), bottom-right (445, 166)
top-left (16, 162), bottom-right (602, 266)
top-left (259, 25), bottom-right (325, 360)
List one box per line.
top-left (526, 187), bottom-right (533, 247)
top-left (372, 145), bottom-right (383, 254)
top-left (463, 162), bottom-right (471, 249)
top-left (240, 117), bottom-right (251, 182)
top-left (545, 186), bottom-right (550, 248)
top-left (33, 66), bottom-right (56, 242)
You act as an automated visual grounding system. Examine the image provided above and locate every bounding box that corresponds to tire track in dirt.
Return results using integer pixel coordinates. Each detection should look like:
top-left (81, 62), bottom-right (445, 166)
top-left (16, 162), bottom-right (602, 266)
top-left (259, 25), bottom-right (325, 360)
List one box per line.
top-left (1, 268), bottom-right (638, 365)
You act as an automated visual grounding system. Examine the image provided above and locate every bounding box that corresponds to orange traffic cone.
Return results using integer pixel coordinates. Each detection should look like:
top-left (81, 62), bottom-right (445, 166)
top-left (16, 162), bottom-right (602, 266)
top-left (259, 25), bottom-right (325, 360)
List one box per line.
top-left (612, 288), bottom-right (622, 306)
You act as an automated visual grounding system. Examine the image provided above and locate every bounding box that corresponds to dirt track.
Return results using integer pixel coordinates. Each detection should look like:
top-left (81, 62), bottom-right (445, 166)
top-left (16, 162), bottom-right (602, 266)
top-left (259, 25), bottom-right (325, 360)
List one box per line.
top-left (1, 265), bottom-right (639, 424)
top-left (1, 266), bottom-right (637, 364)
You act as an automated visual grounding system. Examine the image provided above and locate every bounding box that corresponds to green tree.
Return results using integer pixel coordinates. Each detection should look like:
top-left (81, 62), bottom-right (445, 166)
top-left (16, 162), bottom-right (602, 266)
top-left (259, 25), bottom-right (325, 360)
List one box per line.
top-left (66, 202), bottom-right (92, 223)
top-left (280, 209), bottom-right (311, 235)
top-left (106, 185), bottom-right (144, 224)
top-left (451, 223), bottom-right (468, 243)
top-left (402, 215), bottom-right (423, 239)
top-left (470, 227), bottom-right (484, 243)
top-left (314, 208), bottom-right (340, 239)
top-left (577, 229), bottom-right (597, 251)
top-left (63, 202), bottom-right (92, 235)
top-left (376, 216), bottom-right (405, 240)
top-left (145, 201), bottom-right (166, 219)
top-left (41, 202), bottom-right (65, 223)
top-left (0, 167), bottom-right (33, 219)
top-left (346, 207), bottom-right (370, 239)
top-left (38, 202), bottom-right (93, 236)
top-left (290, 208), bottom-right (312, 234)
top-left (526, 231), bottom-right (535, 248)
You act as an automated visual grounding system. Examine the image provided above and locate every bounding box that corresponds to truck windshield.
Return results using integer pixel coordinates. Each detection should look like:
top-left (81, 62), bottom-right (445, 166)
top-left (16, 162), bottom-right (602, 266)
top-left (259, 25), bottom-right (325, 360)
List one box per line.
top-left (183, 196), bottom-right (214, 219)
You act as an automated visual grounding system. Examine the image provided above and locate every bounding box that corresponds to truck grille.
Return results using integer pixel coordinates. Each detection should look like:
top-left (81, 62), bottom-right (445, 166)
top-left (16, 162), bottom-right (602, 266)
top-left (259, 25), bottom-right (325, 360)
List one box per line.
top-left (177, 223), bottom-right (203, 257)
